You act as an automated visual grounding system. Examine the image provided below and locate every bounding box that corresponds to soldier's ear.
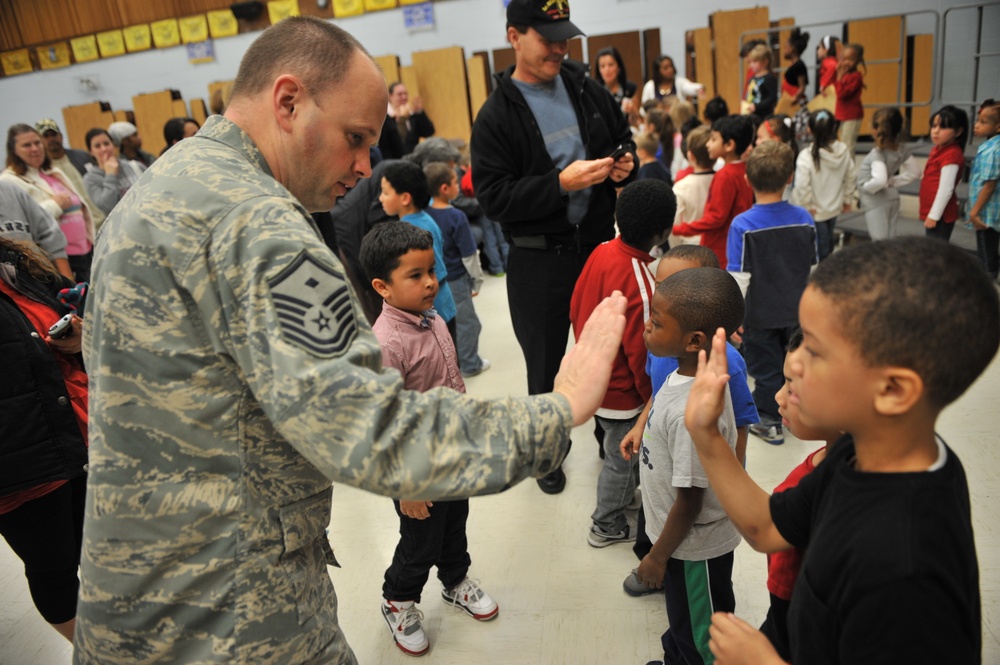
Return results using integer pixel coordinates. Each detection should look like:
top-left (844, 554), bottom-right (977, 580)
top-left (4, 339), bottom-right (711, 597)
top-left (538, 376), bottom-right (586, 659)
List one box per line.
top-left (273, 74), bottom-right (305, 130)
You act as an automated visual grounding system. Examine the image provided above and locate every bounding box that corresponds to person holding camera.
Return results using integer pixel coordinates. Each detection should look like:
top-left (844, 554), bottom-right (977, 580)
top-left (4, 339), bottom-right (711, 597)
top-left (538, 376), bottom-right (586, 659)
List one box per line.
top-left (0, 236), bottom-right (88, 643)
top-left (471, 0), bottom-right (636, 494)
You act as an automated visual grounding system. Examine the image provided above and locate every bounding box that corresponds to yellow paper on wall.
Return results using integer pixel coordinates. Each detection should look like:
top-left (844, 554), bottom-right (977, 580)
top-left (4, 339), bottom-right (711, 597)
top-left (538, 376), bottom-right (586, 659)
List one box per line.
top-left (0, 49), bottom-right (32, 76)
top-left (123, 25), bottom-right (152, 52)
top-left (36, 42), bottom-right (71, 70)
top-left (332, 0), bottom-right (364, 18)
top-left (97, 30), bottom-right (126, 58)
top-left (208, 10), bottom-right (238, 38)
top-left (179, 15), bottom-right (209, 44)
top-left (267, 0), bottom-right (301, 24)
top-left (151, 19), bottom-right (181, 48)
top-left (71, 35), bottom-right (99, 63)
top-left (364, 0), bottom-right (397, 10)
top-left (398, 0), bottom-right (427, 5)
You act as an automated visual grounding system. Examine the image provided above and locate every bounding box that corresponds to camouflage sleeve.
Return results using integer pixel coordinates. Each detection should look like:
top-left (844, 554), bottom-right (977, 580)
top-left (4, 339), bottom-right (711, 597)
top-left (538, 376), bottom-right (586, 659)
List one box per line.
top-left (211, 199), bottom-right (572, 500)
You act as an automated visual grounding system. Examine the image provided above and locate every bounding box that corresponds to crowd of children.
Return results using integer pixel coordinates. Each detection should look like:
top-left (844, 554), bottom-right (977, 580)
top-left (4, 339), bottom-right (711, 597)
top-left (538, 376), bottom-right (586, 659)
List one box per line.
top-left (352, 87), bottom-right (999, 658)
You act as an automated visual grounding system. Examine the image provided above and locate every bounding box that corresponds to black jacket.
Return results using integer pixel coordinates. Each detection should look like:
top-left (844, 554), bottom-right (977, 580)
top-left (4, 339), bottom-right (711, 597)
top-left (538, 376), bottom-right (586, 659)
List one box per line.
top-left (0, 275), bottom-right (87, 495)
top-left (471, 59), bottom-right (636, 247)
top-left (379, 112), bottom-right (436, 160)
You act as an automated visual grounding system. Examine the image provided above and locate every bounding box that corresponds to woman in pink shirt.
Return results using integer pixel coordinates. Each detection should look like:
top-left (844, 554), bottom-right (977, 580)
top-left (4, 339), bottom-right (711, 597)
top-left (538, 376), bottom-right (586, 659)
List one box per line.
top-left (2, 124), bottom-right (94, 282)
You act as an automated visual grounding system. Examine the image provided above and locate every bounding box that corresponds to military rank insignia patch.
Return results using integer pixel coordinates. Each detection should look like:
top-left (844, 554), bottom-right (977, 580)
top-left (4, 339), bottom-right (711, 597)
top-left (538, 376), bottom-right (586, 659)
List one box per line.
top-left (269, 251), bottom-right (357, 357)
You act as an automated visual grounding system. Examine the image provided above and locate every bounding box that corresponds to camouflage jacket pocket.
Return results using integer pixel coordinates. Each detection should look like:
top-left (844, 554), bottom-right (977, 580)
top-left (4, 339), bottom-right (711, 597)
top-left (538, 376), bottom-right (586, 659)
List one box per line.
top-left (277, 489), bottom-right (334, 626)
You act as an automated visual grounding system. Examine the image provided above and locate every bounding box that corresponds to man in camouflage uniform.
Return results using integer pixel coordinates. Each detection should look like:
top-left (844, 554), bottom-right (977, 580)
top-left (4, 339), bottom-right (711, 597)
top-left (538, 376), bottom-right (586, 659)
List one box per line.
top-left (75, 17), bottom-right (625, 665)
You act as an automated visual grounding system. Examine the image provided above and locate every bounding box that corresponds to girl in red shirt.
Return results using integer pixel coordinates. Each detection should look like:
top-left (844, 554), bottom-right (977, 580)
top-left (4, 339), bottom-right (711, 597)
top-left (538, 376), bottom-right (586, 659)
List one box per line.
top-left (834, 43), bottom-right (866, 155)
top-left (921, 105), bottom-right (969, 241)
top-left (815, 35), bottom-right (840, 94)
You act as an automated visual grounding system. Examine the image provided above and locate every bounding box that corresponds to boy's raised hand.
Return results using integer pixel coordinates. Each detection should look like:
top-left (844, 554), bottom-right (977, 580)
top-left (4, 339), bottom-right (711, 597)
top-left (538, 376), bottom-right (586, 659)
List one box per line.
top-left (685, 328), bottom-right (731, 437)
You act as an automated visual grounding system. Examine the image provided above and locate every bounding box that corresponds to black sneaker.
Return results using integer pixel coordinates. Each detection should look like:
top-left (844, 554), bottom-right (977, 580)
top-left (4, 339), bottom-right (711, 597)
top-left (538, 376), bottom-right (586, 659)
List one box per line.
top-left (750, 422), bottom-right (784, 445)
top-left (536, 467), bottom-right (566, 494)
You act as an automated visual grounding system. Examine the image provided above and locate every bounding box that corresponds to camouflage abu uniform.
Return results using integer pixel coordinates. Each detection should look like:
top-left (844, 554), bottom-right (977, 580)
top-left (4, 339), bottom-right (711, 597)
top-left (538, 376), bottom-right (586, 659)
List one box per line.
top-left (76, 115), bottom-right (572, 664)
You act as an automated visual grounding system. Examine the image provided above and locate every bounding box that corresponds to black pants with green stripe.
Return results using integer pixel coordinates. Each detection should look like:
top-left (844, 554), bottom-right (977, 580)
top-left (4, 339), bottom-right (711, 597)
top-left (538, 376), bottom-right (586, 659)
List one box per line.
top-left (662, 552), bottom-right (735, 665)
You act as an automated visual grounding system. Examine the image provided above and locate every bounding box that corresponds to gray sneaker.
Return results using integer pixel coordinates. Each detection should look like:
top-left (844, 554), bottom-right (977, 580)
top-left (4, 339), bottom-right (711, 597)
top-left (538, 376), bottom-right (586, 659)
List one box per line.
top-left (750, 421), bottom-right (784, 445)
top-left (623, 569), bottom-right (662, 597)
top-left (587, 524), bottom-right (635, 548)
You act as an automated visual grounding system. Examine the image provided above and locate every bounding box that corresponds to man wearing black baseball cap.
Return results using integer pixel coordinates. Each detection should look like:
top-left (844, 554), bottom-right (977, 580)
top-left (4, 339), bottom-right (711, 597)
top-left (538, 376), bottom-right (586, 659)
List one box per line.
top-left (471, 0), bottom-right (636, 496)
top-left (504, 0), bottom-right (584, 42)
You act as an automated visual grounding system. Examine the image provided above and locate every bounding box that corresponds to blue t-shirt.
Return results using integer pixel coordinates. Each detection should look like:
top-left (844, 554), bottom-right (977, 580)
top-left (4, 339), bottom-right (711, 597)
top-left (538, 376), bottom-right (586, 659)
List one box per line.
top-left (646, 344), bottom-right (759, 427)
top-left (402, 212), bottom-right (457, 322)
top-left (511, 76), bottom-right (589, 226)
top-left (425, 205), bottom-right (477, 282)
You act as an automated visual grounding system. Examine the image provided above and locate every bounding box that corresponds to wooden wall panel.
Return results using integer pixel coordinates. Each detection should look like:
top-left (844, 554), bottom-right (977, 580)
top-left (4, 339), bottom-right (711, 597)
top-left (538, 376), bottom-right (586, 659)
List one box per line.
top-left (691, 27), bottom-right (715, 101)
top-left (175, 0), bottom-right (238, 14)
top-left (0, 0), bottom-right (24, 50)
top-left (492, 47), bottom-right (515, 74)
top-left (568, 36), bottom-right (583, 63)
top-left (190, 98), bottom-right (208, 125)
top-left (411, 46), bottom-right (471, 143)
top-left (12, 0), bottom-right (70, 45)
top-left (114, 0), bottom-right (179, 28)
top-left (587, 31), bottom-right (642, 93)
top-left (710, 7), bottom-right (770, 116)
top-left (467, 54), bottom-right (490, 122)
top-left (133, 89), bottom-right (182, 157)
top-left (374, 55), bottom-right (401, 87)
top-left (848, 16), bottom-right (903, 136)
top-left (399, 65), bottom-right (420, 99)
top-left (72, 0), bottom-right (124, 36)
top-left (471, 50), bottom-right (492, 93)
top-left (62, 101), bottom-right (116, 151)
top-left (207, 80), bottom-right (233, 113)
top-left (908, 34), bottom-right (933, 137)
top-left (642, 28), bottom-right (660, 86)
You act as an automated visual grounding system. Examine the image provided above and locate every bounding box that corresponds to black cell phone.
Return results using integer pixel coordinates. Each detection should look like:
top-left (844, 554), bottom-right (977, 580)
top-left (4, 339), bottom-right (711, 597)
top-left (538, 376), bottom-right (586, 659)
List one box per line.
top-left (608, 143), bottom-right (629, 160)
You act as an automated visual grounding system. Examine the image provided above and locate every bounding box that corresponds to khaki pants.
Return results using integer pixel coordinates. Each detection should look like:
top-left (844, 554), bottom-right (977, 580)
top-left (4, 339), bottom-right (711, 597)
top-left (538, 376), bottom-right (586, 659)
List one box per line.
top-left (839, 118), bottom-right (861, 155)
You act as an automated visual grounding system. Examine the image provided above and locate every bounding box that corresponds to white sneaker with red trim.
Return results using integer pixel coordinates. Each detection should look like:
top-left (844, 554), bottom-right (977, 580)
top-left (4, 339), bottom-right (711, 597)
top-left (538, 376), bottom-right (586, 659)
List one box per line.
top-left (441, 577), bottom-right (499, 621)
top-left (381, 599), bottom-right (429, 656)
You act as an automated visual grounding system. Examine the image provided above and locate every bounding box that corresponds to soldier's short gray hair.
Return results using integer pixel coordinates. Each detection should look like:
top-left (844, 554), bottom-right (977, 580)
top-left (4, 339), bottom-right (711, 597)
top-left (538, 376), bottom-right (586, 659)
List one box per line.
top-left (231, 17), bottom-right (372, 100)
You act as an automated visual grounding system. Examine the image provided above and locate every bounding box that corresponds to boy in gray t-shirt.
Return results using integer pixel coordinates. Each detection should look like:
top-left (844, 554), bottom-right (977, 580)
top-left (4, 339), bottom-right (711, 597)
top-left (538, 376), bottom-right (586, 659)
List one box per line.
top-left (633, 267), bottom-right (745, 664)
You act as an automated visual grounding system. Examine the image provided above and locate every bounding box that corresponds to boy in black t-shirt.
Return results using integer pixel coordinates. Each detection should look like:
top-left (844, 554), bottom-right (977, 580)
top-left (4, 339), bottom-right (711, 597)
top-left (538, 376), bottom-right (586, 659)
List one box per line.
top-left (684, 237), bottom-right (997, 665)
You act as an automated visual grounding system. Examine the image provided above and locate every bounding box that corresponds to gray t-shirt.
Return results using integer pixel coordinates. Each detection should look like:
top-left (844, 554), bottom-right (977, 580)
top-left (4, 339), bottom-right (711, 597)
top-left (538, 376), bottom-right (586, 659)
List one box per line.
top-left (512, 76), bottom-right (589, 226)
top-left (639, 371), bottom-right (741, 560)
top-left (0, 180), bottom-right (67, 259)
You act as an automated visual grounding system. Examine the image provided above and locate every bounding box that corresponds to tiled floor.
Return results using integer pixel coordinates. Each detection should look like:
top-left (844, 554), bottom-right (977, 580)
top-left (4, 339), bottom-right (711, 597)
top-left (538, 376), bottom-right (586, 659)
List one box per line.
top-left (2, 267), bottom-right (998, 664)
